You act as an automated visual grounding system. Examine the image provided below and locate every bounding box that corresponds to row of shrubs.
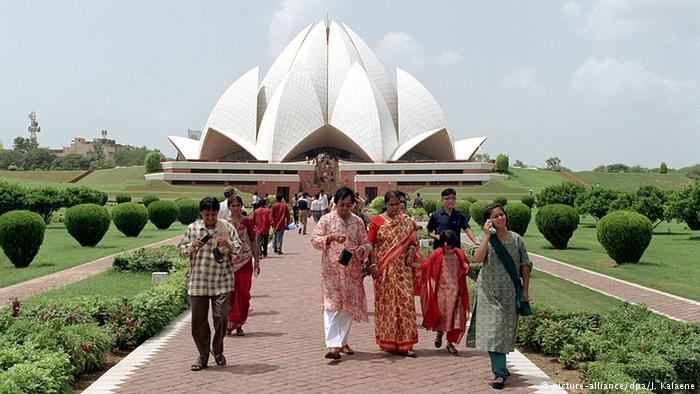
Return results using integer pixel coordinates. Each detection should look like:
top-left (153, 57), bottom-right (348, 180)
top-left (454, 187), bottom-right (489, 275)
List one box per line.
top-left (518, 303), bottom-right (700, 393)
top-left (0, 197), bottom-right (199, 268)
top-left (0, 181), bottom-right (108, 223)
top-left (537, 181), bottom-right (700, 231)
top-left (0, 246), bottom-right (188, 392)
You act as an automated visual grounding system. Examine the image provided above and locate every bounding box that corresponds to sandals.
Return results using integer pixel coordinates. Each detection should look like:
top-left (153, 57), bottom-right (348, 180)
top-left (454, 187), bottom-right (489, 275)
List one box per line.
top-left (226, 322), bottom-right (237, 336)
top-left (492, 376), bottom-right (505, 390)
top-left (213, 353), bottom-right (226, 366)
top-left (190, 358), bottom-right (208, 371)
top-left (446, 343), bottom-right (458, 355)
top-left (235, 327), bottom-right (245, 336)
top-left (435, 332), bottom-right (444, 348)
top-left (324, 347), bottom-right (342, 359)
top-left (340, 345), bottom-right (354, 355)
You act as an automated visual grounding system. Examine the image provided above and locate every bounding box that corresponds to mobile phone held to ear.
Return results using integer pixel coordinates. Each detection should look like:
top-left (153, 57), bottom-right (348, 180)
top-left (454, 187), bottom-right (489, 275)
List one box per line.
top-left (486, 219), bottom-right (497, 235)
top-left (338, 249), bottom-right (353, 266)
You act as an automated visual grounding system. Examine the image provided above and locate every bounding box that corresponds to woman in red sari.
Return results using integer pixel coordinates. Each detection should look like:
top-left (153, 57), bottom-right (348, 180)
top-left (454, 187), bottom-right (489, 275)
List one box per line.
top-left (226, 196), bottom-right (260, 336)
top-left (368, 190), bottom-right (422, 357)
top-left (420, 230), bottom-right (470, 355)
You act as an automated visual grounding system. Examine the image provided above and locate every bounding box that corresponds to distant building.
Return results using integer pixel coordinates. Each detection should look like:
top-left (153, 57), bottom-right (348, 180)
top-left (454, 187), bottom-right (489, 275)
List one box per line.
top-left (51, 134), bottom-right (123, 160)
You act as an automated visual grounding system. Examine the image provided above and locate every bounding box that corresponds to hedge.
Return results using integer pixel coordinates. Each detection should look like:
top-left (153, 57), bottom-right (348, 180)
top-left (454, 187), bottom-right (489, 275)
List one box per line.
top-left (505, 202), bottom-right (531, 236)
top-left (518, 303), bottom-right (700, 393)
top-left (0, 246), bottom-right (190, 391)
top-left (112, 202), bottom-right (149, 237)
top-left (0, 210), bottom-right (46, 268)
top-left (597, 210), bottom-right (652, 264)
top-left (175, 198), bottom-right (200, 225)
top-left (469, 200), bottom-right (492, 228)
top-left (536, 204), bottom-right (579, 249)
top-left (112, 245), bottom-right (180, 272)
top-left (64, 204), bottom-right (111, 247)
top-left (141, 194), bottom-right (159, 207)
top-left (147, 200), bottom-right (179, 230)
top-left (115, 193), bottom-right (132, 204)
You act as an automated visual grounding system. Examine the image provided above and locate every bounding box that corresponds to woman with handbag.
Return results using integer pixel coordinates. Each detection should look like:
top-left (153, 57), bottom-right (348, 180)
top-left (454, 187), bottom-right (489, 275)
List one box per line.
top-left (310, 187), bottom-right (373, 360)
top-left (468, 203), bottom-right (531, 390)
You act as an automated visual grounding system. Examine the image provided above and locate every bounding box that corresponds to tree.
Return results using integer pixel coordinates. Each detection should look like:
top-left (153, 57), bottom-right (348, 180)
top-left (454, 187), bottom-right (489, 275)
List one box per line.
top-left (659, 162), bottom-right (668, 174)
top-left (545, 157), bottom-right (563, 171)
top-left (144, 152), bottom-right (162, 173)
top-left (20, 148), bottom-right (56, 170)
top-left (473, 152), bottom-right (490, 163)
top-left (537, 182), bottom-right (586, 207)
top-left (630, 185), bottom-right (667, 227)
top-left (574, 187), bottom-right (622, 219)
top-left (51, 154), bottom-right (91, 170)
top-left (12, 137), bottom-right (37, 153)
top-left (494, 153), bottom-right (509, 173)
top-left (665, 182), bottom-right (700, 230)
top-left (514, 159), bottom-right (526, 168)
top-left (113, 145), bottom-right (155, 166)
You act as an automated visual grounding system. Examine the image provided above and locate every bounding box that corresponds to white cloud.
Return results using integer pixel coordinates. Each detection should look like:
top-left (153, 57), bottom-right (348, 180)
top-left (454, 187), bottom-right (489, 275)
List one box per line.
top-left (562, 1), bottom-right (581, 17)
top-left (374, 32), bottom-right (425, 70)
top-left (435, 49), bottom-right (462, 66)
top-left (572, 57), bottom-right (697, 103)
top-left (268, 0), bottom-right (324, 56)
top-left (500, 68), bottom-right (537, 92)
top-left (585, 0), bottom-right (700, 40)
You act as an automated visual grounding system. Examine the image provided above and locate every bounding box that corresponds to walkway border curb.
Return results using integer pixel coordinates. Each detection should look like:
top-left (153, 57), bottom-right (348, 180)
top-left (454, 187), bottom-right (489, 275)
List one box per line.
top-left (83, 310), bottom-right (192, 393)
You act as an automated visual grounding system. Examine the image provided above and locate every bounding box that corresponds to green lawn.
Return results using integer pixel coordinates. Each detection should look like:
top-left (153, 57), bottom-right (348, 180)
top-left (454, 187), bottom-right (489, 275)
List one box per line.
top-left (0, 166), bottom-right (252, 202)
top-left (417, 168), bottom-right (567, 202)
top-left (519, 214), bottom-right (700, 301)
top-left (0, 221), bottom-right (185, 288)
top-left (24, 269), bottom-right (153, 304)
top-left (573, 170), bottom-right (693, 191)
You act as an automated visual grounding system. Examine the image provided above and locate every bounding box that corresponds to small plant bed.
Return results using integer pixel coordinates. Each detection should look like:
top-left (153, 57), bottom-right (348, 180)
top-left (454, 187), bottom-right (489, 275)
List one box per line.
top-left (517, 303), bottom-right (700, 393)
top-left (522, 215), bottom-right (700, 302)
top-left (0, 222), bottom-right (184, 288)
top-left (25, 270), bottom-right (153, 304)
top-left (0, 245), bottom-right (188, 393)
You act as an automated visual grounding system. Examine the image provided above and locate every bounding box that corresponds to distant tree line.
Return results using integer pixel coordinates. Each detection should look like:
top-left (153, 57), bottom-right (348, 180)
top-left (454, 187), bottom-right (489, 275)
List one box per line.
top-left (0, 137), bottom-right (160, 171)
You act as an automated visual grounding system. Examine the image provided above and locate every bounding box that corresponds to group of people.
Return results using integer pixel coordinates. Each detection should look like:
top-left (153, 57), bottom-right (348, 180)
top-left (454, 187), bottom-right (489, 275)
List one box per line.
top-left (311, 187), bottom-right (531, 389)
top-left (178, 185), bottom-right (531, 390)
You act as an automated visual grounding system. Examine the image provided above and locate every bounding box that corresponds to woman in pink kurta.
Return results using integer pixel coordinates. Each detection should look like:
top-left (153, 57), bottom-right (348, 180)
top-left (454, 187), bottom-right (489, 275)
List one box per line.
top-left (311, 187), bottom-right (373, 360)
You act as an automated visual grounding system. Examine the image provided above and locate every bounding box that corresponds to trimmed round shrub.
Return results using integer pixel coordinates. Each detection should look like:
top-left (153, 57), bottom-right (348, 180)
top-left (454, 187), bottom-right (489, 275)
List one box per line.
top-left (175, 198), bottom-right (200, 225)
top-left (64, 186), bottom-right (108, 207)
top-left (0, 210), bottom-right (45, 268)
top-left (463, 195), bottom-right (477, 203)
top-left (536, 204), bottom-right (579, 249)
top-left (370, 196), bottom-right (384, 212)
top-left (148, 200), bottom-right (179, 230)
top-left (505, 202), bottom-right (531, 236)
top-left (64, 204), bottom-right (111, 247)
top-left (454, 200), bottom-right (471, 221)
top-left (141, 194), bottom-right (159, 207)
top-left (112, 202), bottom-right (148, 237)
top-left (115, 193), bottom-right (132, 204)
top-left (493, 196), bottom-right (508, 206)
top-left (521, 195), bottom-right (535, 208)
top-left (597, 210), bottom-right (652, 264)
top-left (423, 199), bottom-right (438, 215)
top-left (469, 200), bottom-right (492, 228)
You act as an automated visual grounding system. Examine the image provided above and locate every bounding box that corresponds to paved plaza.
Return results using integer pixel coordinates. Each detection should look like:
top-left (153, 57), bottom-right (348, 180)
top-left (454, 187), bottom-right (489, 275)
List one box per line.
top-left (85, 225), bottom-right (553, 394)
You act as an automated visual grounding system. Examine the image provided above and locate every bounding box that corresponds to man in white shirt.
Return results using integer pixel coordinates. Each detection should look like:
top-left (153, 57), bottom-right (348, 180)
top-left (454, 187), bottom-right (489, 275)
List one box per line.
top-left (218, 186), bottom-right (236, 219)
top-left (319, 189), bottom-right (329, 215)
top-left (311, 194), bottom-right (323, 222)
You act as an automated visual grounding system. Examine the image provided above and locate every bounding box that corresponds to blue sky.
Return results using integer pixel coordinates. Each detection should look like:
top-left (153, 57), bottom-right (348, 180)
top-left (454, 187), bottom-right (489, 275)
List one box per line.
top-left (1, 0), bottom-right (698, 170)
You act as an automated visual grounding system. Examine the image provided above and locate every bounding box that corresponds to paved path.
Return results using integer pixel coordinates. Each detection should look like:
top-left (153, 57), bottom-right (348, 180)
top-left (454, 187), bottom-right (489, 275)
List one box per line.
top-left (0, 236), bottom-right (181, 305)
top-left (87, 224), bottom-right (561, 394)
top-left (530, 253), bottom-right (700, 323)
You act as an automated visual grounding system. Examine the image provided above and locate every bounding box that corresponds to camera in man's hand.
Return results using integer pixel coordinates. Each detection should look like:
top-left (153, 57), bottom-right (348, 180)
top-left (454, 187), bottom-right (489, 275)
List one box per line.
top-left (200, 233), bottom-right (225, 264)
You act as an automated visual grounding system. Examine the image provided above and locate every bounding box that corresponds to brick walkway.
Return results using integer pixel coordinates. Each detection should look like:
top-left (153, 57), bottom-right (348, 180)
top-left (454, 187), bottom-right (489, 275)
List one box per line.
top-left (530, 253), bottom-right (700, 323)
top-left (98, 224), bottom-right (550, 394)
top-left (0, 236), bottom-right (181, 305)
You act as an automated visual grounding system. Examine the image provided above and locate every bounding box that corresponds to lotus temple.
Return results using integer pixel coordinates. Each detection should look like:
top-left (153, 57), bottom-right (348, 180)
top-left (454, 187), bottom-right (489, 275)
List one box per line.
top-left (147, 20), bottom-right (506, 201)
